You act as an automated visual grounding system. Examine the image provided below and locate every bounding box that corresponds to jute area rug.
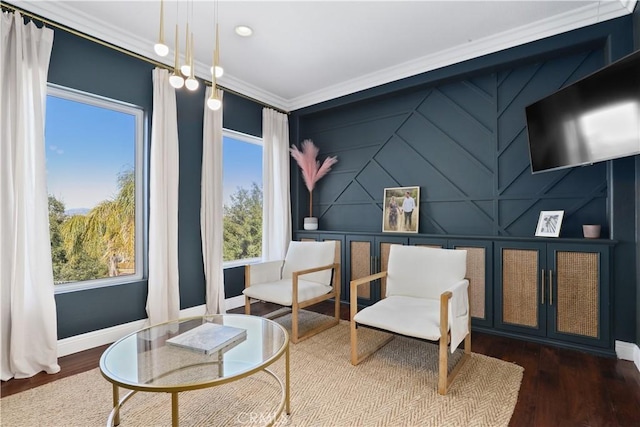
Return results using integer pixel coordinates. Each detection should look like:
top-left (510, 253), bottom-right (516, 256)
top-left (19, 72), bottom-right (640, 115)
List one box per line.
top-left (1, 311), bottom-right (523, 426)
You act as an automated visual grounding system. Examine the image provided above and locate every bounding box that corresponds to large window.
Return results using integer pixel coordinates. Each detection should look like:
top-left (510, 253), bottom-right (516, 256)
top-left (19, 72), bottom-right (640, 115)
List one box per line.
top-left (222, 130), bottom-right (263, 265)
top-left (45, 85), bottom-right (144, 292)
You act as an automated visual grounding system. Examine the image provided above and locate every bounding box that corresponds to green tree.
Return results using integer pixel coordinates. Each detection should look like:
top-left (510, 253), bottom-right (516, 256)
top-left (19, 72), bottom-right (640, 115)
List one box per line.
top-left (48, 195), bottom-right (68, 280)
top-left (223, 183), bottom-right (263, 261)
top-left (54, 168), bottom-right (135, 282)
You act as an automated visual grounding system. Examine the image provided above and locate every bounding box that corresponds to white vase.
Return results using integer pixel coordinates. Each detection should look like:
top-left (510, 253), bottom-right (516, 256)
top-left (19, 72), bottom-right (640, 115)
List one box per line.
top-left (303, 217), bottom-right (318, 230)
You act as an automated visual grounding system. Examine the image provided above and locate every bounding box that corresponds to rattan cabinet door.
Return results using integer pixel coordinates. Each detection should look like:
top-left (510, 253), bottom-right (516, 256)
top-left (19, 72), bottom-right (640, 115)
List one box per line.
top-left (450, 240), bottom-right (493, 329)
top-left (546, 244), bottom-right (610, 348)
top-left (494, 242), bottom-right (547, 337)
top-left (346, 235), bottom-right (408, 306)
top-left (346, 236), bottom-right (375, 305)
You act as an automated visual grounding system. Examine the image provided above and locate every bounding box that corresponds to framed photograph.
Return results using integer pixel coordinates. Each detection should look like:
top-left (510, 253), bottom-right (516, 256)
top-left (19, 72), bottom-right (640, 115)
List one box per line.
top-left (535, 210), bottom-right (565, 237)
top-left (382, 186), bottom-right (420, 233)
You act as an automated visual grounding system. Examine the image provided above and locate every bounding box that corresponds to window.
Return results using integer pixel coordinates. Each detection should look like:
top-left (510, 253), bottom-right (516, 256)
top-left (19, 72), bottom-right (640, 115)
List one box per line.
top-left (222, 130), bottom-right (263, 265)
top-left (46, 85), bottom-right (144, 292)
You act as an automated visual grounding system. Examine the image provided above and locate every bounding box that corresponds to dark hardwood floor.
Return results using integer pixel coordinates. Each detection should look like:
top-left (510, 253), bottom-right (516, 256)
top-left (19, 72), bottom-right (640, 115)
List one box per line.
top-left (3, 301), bottom-right (640, 426)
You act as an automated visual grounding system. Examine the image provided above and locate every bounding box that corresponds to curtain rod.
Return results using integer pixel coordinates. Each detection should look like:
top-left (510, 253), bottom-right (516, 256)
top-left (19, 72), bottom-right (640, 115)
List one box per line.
top-left (1, 1), bottom-right (289, 115)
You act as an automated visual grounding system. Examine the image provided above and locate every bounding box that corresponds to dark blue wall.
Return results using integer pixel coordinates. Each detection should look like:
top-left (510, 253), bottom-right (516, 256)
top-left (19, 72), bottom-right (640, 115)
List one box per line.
top-left (291, 16), bottom-right (636, 342)
top-left (48, 28), bottom-right (262, 339)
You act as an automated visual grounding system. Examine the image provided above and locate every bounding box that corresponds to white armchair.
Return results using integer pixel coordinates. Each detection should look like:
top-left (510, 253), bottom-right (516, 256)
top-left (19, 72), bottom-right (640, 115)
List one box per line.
top-left (244, 241), bottom-right (340, 343)
top-left (350, 245), bottom-right (470, 395)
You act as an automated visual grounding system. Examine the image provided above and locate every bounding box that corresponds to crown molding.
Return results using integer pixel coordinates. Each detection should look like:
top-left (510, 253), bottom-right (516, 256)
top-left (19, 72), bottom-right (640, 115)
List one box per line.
top-left (286, 1), bottom-right (634, 110)
top-left (619, 0), bottom-right (638, 13)
top-left (10, 0), bottom-right (635, 112)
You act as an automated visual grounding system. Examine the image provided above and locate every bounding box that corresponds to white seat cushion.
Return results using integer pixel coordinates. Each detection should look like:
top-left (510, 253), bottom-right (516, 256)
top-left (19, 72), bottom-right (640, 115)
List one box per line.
top-left (243, 279), bottom-right (332, 306)
top-left (282, 241), bottom-right (335, 285)
top-left (353, 296), bottom-right (442, 341)
top-left (387, 245), bottom-right (467, 299)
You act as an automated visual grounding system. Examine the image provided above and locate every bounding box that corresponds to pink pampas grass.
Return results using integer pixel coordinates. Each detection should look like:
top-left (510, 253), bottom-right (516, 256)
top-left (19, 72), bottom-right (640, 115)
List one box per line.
top-left (290, 139), bottom-right (338, 217)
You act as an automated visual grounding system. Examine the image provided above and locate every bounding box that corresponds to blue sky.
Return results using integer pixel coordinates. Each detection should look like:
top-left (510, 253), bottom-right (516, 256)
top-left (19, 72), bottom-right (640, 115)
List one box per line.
top-left (45, 95), bottom-right (134, 211)
top-left (46, 94), bottom-right (262, 211)
top-left (223, 136), bottom-right (262, 205)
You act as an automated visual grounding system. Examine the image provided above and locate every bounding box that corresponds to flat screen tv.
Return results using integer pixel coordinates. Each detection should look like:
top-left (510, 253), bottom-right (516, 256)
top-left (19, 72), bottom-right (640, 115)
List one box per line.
top-left (526, 49), bottom-right (640, 174)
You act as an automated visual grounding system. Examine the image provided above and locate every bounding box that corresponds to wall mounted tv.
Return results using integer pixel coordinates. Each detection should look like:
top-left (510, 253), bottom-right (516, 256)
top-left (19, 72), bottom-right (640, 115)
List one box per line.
top-left (526, 49), bottom-right (640, 174)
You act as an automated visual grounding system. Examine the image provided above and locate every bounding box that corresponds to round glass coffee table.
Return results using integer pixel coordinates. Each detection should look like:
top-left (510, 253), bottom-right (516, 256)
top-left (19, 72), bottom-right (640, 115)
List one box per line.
top-left (99, 314), bottom-right (290, 427)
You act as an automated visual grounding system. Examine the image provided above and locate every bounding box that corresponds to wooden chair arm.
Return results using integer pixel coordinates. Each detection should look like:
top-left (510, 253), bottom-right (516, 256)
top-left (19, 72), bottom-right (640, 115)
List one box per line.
top-left (350, 271), bottom-right (388, 323)
top-left (291, 263), bottom-right (338, 278)
top-left (244, 260), bottom-right (284, 288)
top-left (440, 291), bottom-right (453, 341)
top-left (350, 271), bottom-right (388, 291)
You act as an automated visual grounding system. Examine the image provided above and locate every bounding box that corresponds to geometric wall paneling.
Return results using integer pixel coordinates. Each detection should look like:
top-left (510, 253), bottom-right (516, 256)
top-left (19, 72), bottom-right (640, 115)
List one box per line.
top-left (563, 197), bottom-right (608, 238)
top-left (545, 163), bottom-right (607, 195)
top-left (498, 199), bottom-right (541, 236)
top-left (313, 172), bottom-right (354, 208)
top-left (304, 113), bottom-right (408, 150)
top-left (425, 201), bottom-right (494, 236)
top-left (335, 181), bottom-right (379, 204)
top-left (495, 48), bottom-right (602, 154)
top-left (318, 203), bottom-right (381, 232)
top-left (436, 76), bottom-right (496, 131)
top-left (301, 89), bottom-right (428, 134)
top-left (496, 46), bottom-right (607, 238)
top-left (297, 41), bottom-right (608, 239)
top-left (355, 160), bottom-right (399, 200)
top-left (415, 84), bottom-right (496, 170)
top-left (396, 114), bottom-right (494, 198)
top-left (497, 129), bottom-right (532, 194)
top-left (319, 144), bottom-right (379, 174)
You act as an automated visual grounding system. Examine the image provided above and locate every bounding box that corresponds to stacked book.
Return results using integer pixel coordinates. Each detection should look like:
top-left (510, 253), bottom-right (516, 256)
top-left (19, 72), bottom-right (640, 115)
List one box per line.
top-left (166, 322), bottom-right (247, 355)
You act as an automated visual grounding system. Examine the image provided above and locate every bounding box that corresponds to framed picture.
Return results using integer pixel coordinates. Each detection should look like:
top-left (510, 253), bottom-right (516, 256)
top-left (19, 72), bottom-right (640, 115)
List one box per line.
top-left (535, 210), bottom-right (565, 237)
top-left (382, 186), bottom-right (420, 233)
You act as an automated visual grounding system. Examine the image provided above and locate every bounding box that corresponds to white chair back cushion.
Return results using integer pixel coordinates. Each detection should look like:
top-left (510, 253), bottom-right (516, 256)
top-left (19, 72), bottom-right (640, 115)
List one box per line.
top-left (281, 241), bottom-right (336, 285)
top-left (386, 245), bottom-right (466, 299)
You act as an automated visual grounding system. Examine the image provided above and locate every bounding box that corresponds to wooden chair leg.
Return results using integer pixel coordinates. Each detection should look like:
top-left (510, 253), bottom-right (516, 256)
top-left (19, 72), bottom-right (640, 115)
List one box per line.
top-left (438, 334), bottom-right (448, 395)
top-left (244, 296), bottom-right (251, 314)
top-left (350, 319), bottom-right (358, 365)
top-left (291, 303), bottom-right (299, 344)
top-left (438, 331), bottom-right (472, 395)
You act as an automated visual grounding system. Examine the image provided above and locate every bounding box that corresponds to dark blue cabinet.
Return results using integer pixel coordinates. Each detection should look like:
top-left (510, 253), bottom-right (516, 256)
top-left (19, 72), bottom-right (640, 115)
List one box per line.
top-left (296, 230), bottom-right (613, 354)
top-left (495, 241), bottom-right (611, 351)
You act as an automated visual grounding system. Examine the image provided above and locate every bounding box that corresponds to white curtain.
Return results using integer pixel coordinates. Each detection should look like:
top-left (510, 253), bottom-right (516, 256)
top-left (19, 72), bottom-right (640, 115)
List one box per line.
top-left (262, 108), bottom-right (292, 261)
top-left (201, 87), bottom-right (226, 315)
top-left (146, 68), bottom-right (180, 326)
top-left (0, 12), bottom-right (60, 380)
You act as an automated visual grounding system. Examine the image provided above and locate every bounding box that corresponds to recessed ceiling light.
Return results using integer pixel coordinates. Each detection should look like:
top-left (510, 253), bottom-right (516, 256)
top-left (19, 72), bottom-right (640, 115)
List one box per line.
top-left (235, 25), bottom-right (253, 37)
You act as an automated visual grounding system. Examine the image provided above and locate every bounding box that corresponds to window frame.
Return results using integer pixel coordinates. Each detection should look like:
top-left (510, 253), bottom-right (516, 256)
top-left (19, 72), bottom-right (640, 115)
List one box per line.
top-left (47, 84), bottom-right (146, 294)
top-left (222, 128), bottom-right (263, 268)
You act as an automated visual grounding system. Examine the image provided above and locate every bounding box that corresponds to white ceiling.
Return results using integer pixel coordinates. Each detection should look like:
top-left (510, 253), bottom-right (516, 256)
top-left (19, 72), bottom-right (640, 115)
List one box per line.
top-left (10, 0), bottom-right (637, 111)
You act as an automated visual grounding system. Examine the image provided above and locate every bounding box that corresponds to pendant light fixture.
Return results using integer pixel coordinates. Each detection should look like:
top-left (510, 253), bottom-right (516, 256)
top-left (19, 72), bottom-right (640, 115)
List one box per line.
top-left (180, 22), bottom-right (191, 77)
top-left (154, 0), bottom-right (222, 101)
top-left (168, 21), bottom-right (184, 87)
top-left (185, 33), bottom-right (199, 91)
top-left (168, 0), bottom-right (184, 89)
top-left (153, 0), bottom-right (169, 57)
top-left (207, 0), bottom-right (223, 110)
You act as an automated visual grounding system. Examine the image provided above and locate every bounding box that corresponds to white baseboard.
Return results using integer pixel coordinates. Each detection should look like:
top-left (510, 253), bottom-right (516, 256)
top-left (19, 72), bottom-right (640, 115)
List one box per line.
top-left (615, 340), bottom-right (640, 373)
top-left (57, 296), bottom-right (247, 357)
